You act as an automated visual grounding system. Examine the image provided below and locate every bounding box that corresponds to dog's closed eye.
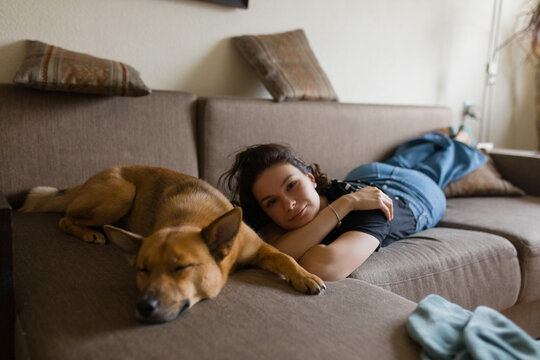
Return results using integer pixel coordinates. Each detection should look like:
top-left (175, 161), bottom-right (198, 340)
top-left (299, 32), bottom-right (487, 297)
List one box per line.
top-left (173, 264), bottom-right (199, 274)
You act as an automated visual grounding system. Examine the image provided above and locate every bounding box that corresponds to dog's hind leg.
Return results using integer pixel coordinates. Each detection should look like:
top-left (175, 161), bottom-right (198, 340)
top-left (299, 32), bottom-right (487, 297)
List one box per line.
top-left (59, 217), bottom-right (111, 244)
top-left (59, 169), bottom-right (136, 244)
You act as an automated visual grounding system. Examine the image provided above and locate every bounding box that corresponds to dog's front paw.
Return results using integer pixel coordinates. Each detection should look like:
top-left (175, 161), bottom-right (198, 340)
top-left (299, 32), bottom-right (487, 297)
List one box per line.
top-left (82, 231), bottom-right (107, 244)
top-left (290, 273), bottom-right (326, 295)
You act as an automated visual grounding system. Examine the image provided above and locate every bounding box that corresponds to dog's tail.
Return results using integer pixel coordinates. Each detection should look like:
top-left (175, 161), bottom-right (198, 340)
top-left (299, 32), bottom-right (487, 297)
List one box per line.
top-left (19, 186), bottom-right (79, 213)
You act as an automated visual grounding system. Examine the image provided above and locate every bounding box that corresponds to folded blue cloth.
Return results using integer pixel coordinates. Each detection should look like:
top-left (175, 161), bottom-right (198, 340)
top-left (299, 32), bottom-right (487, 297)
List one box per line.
top-left (407, 295), bottom-right (540, 360)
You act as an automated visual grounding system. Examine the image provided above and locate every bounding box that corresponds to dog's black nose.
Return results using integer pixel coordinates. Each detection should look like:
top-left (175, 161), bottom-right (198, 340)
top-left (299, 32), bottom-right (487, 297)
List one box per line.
top-left (137, 297), bottom-right (160, 319)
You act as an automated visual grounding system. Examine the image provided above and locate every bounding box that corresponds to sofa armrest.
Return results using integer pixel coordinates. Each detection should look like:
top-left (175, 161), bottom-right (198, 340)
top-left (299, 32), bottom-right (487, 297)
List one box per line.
top-left (0, 192), bottom-right (14, 359)
top-left (489, 149), bottom-right (540, 196)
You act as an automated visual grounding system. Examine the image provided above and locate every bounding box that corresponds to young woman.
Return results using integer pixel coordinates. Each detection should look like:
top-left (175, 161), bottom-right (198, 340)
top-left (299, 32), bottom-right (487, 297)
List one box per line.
top-left (220, 129), bottom-right (486, 281)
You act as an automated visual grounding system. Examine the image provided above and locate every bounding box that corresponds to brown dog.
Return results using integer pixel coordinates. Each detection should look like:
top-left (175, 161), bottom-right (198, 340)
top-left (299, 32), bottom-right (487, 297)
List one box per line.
top-left (20, 165), bottom-right (325, 323)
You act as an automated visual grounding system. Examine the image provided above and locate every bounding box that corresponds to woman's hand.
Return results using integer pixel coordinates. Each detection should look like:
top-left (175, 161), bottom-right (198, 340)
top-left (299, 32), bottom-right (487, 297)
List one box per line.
top-left (344, 186), bottom-right (394, 221)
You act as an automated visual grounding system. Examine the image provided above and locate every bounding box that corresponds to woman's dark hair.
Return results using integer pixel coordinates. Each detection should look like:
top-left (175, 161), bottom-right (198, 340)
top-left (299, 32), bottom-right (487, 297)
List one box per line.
top-left (219, 143), bottom-right (331, 230)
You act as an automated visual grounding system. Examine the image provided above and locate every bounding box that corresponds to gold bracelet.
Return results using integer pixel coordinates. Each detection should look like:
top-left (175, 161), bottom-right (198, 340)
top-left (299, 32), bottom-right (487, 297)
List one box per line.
top-left (327, 204), bottom-right (342, 228)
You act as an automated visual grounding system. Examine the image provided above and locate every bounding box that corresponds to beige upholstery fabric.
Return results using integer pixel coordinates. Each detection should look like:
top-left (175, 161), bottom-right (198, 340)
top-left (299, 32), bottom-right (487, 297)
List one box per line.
top-left (490, 151), bottom-right (540, 197)
top-left (233, 29), bottom-right (338, 102)
top-left (0, 84), bottom-right (198, 200)
top-left (349, 228), bottom-right (520, 311)
top-left (502, 299), bottom-right (540, 339)
top-left (13, 212), bottom-right (421, 360)
top-left (536, 65), bottom-right (540, 151)
top-left (440, 196), bottom-right (540, 303)
top-left (13, 40), bottom-right (150, 96)
top-left (198, 97), bottom-right (452, 193)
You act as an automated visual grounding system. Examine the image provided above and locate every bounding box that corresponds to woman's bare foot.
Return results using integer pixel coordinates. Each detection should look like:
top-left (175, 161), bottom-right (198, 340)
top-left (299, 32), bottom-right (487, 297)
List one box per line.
top-left (440, 127), bottom-right (453, 137)
top-left (453, 130), bottom-right (472, 145)
top-left (439, 126), bottom-right (473, 145)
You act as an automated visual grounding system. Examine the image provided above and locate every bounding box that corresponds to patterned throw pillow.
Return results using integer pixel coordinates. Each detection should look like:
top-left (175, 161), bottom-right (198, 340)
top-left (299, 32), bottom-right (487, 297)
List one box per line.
top-left (13, 40), bottom-right (150, 97)
top-left (443, 156), bottom-right (525, 197)
top-left (233, 29), bottom-right (338, 102)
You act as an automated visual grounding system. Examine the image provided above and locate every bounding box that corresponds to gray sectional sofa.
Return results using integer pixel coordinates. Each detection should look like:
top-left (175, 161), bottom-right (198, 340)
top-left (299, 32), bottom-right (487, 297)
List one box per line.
top-left (1, 84), bottom-right (539, 359)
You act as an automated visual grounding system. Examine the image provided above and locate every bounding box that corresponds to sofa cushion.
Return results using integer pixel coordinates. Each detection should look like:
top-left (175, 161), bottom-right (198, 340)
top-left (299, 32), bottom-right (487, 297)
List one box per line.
top-left (13, 40), bottom-right (150, 97)
top-left (440, 196), bottom-right (540, 304)
top-left (198, 97), bottom-right (452, 193)
top-left (0, 84), bottom-right (198, 201)
top-left (233, 29), bottom-right (338, 102)
top-left (348, 228), bottom-right (520, 311)
top-left (13, 212), bottom-right (420, 360)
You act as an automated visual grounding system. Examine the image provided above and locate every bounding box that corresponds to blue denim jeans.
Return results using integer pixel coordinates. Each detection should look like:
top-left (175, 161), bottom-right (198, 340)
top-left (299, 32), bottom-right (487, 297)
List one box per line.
top-left (345, 132), bottom-right (487, 232)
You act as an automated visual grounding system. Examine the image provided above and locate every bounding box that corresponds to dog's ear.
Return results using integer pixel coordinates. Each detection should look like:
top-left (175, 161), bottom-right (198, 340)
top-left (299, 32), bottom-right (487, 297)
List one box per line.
top-left (103, 225), bottom-right (143, 266)
top-left (202, 207), bottom-right (242, 262)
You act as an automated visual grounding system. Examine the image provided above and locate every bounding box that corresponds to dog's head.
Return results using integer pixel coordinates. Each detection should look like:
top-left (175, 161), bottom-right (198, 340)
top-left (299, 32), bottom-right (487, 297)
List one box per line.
top-left (104, 207), bottom-right (242, 323)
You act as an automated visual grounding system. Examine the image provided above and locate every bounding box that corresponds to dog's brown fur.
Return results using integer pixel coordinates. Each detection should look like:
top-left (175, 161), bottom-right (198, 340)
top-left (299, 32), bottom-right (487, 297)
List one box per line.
top-left (20, 166), bottom-right (325, 323)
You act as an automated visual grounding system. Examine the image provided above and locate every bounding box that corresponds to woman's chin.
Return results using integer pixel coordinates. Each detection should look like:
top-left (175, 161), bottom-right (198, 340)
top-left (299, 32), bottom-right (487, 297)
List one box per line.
top-left (285, 207), bottom-right (316, 229)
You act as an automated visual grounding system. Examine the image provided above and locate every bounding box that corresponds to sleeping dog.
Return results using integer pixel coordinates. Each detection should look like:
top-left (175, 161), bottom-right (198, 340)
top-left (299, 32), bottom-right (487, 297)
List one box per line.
top-left (20, 165), bottom-right (325, 323)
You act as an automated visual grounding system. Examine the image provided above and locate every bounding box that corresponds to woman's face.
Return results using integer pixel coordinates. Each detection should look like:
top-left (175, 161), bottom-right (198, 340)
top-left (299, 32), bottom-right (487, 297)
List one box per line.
top-left (252, 163), bottom-right (321, 230)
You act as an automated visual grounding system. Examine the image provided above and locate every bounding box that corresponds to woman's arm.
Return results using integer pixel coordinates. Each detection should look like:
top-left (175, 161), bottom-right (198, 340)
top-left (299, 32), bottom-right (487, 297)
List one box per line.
top-left (298, 231), bottom-right (379, 281)
top-left (262, 195), bottom-right (352, 260)
top-left (262, 186), bottom-right (393, 261)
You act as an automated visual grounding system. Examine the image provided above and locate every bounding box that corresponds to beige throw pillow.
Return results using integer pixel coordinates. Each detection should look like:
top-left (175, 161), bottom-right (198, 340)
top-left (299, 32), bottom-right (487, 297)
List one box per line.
top-left (233, 29), bottom-right (338, 102)
top-left (13, 40), bottom-right (151, 97)
top-left (443, 157), bottom-right (525, 197)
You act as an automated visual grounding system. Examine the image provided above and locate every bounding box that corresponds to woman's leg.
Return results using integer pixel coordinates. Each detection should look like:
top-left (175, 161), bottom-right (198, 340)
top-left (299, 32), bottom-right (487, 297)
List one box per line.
top-left (384, 132), bottom-right (487, 188)
top-left (344, 132), bottom-right (486, 232)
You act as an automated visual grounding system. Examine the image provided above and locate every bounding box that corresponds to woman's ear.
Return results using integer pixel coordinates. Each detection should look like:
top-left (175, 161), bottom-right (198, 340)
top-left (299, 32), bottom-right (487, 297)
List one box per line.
top-left (308, 173), bottom-right (317, 188)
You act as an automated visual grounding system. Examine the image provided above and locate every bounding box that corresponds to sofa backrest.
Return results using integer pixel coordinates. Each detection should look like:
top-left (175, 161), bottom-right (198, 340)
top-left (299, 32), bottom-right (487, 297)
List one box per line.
top-left (0, 84), bottom-right (198, 202)
top-left (1, 85), bottom-right (454, 204)
top-left (198, 97), bottom-right (452, 197)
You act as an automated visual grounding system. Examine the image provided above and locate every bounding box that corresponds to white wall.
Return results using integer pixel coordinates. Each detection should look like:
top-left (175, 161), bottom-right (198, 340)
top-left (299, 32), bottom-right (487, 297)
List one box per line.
top-left (0, 0), bottom-right (537, 149)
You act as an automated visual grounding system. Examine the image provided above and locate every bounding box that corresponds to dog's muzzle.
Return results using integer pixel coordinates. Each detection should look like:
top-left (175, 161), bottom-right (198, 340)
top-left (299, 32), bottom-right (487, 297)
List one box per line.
top-left (136, 293), bottom-right (190, 323)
